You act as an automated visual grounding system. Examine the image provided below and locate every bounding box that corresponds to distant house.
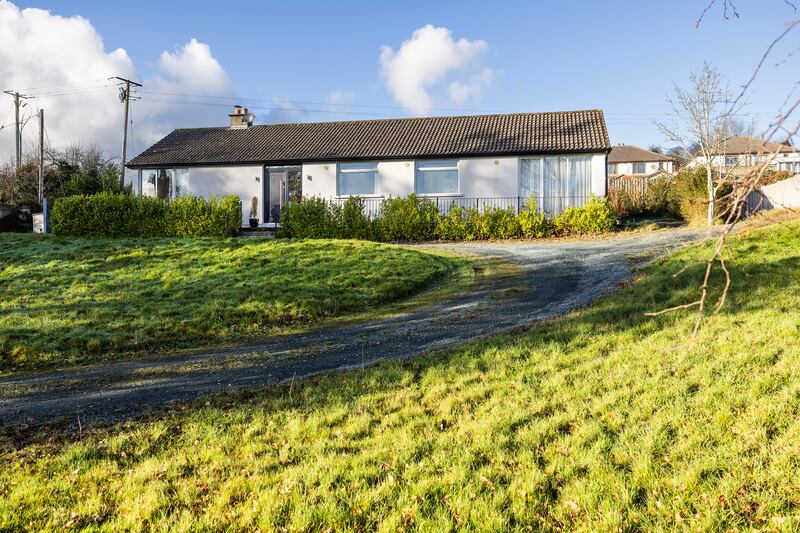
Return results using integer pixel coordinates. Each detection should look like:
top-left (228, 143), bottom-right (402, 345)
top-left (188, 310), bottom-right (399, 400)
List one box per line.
top-left (686, 136), bottom-right (800, 174)
top-left (127, 108), bottom-right (611, 226)
top-left (607, 144), bottom-right (674, 179)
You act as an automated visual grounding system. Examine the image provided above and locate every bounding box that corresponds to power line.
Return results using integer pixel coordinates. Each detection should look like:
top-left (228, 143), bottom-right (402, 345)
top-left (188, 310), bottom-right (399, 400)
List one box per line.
top-left (23, 85), bottom-right (119, 99)
top-left (134, 97), bottom-right (410, 118)
top-left (8, 78), bottom-right (110, 93)
top-left (133, 95), bottom-right (684, 122)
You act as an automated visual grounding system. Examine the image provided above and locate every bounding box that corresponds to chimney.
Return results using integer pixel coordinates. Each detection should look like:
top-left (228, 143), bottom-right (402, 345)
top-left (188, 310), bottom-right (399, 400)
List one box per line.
top-left (229, 105), bottom-right (254, 129)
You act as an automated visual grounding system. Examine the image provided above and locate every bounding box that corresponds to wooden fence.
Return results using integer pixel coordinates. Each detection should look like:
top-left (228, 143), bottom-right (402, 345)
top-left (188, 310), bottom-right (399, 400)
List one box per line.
top-left (608, 175), bottom-right (650, 197)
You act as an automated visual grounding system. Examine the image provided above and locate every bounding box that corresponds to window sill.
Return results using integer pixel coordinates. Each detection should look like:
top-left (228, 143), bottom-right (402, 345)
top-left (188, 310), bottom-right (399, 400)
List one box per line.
top-left (334, 194), bottom-right (384, 199)
top-left (416, 193), bottom-right (462, 197)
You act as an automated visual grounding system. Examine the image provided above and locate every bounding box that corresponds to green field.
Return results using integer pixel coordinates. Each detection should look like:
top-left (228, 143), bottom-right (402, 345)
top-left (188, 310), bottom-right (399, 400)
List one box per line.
top-left (2, 219), bottom-right (800, 530)
top-left (0, 236), bottom-right (463, 372)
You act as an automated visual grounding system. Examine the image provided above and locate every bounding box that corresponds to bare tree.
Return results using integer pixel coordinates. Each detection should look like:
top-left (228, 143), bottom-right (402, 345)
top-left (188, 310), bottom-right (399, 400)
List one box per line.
top-left (650, 2), bottom-right (800, 339)
top-left (656, 63), bottom-right (747, 226)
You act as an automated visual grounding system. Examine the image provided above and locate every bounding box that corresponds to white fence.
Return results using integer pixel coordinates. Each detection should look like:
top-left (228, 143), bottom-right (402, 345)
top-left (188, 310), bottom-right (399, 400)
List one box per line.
top-left (746, 174), bottom-right (800, 213)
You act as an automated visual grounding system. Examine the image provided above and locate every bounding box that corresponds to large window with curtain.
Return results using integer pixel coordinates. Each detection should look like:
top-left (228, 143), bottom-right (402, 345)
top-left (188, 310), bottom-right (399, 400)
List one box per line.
top-left (337, 162), bottom-right (378, 196)
top-left (141, 168), bottom-right (188, 199)
top-left (415, 160), bottom-right (459, 195)
top-left (519, 155), bottom-right (592, 214)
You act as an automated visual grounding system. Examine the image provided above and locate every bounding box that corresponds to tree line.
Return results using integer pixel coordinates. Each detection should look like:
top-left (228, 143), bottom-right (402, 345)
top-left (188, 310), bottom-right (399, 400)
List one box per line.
top-left (0, 145), bottom-right (126, 207)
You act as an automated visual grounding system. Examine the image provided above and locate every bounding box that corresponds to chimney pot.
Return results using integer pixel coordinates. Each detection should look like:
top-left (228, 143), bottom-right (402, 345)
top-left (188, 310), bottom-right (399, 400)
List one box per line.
top-left (228, 105), bottom-right (254, 129)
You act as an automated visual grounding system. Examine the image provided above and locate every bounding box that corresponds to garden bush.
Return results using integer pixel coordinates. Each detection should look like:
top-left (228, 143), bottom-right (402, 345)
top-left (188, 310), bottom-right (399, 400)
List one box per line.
top-left (379, 194), bottom-right (438, 241)
top-left (434, 205), bottom-right (470, 240)
top-left (518, 198), bottom-right (551, 238)
top-left (467, 207), bottom-right (521, 240)
top-left (51, 193), bottom-right (167, 237)
top-left (552, 195), bottom-right (615, 235)
top-left (279, 194), bottom-right (616, 242)
top-left (168, 195), bottom-right (241, 237)
top-left (607, 187), bottom-right (648, 218)
top-left (334, 196), bottom-right (376, 240)
top-left (644, 175), bottom-right (681, 218)
top-left (279, 197), bottom-right (338, 239)
top-left (51, 193), bottom-right (240, 237)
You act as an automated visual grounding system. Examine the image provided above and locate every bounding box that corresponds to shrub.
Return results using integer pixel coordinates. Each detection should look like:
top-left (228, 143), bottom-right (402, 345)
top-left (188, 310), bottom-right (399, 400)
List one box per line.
top-left (168, 195), bottom-right (241, 237)
top-left (279, 197), bottom-right (338, 239)
top-left (271, 193), bottom-right (616, 242)
top-left (52, 193), bottom-right (168, 237)
top-left (466, 207), bottom-right (521, 240)
top-left (434, 205), bottom-right (468, 240)
top-left (673, 168), bottom-right (707, 225)
top-left (518, 198), bottom-right (550, 238)
top-left (51, 193), bottom-right (240, 238)
top-left (644, 176), bottom-right (680, 218)
top-left (334, 196), bottom-right (376, 240)
top-left (551, 195), bottom-right (615, 236)
top-left (380, 194), bottom-right (438, 241)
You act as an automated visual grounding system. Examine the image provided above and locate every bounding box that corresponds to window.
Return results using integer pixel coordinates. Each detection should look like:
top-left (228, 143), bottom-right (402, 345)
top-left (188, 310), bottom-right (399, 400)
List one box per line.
top-left (520, 158), bottom-right (542, 200)
top-left (520, 155), bottom-right (592, 215)
top-left (607, 163), bottom-right (618, 174)
top-left (725, 156), bottom-right (738, 166)
top-left (631, 162), bottom-right (646, 174)
top-left (141, 168), bottom-right (187, 199)
top-left (337, 162), bottom-right (377, 196)
top-left (415, 160), bottom-right (459, 195)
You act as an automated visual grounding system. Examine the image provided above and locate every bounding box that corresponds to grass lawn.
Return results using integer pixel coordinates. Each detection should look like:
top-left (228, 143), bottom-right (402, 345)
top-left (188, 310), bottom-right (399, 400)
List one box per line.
top-left (0, 235), bottom-right (465, 372)
top-left (2, 219), bottom-right (800, 530)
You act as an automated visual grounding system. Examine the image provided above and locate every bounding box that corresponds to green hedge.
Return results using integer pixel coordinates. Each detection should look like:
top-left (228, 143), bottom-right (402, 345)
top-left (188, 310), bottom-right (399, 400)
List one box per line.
top-left (51, 193), bottom-right (241, 237)
top-left (167, 195), bottom-right (242, 237)
top-left (280, 194), bottom-right (616, 242)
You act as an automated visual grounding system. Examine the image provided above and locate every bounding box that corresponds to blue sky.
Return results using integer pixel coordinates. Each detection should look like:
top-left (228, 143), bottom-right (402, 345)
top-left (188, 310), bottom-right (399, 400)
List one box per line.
top-left (7, 0), bottom-right (800, 151)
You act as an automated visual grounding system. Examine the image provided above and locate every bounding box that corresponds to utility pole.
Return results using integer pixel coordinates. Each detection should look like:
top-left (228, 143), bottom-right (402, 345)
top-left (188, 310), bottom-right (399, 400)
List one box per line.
top-left (110, 77), bottom-right (142, 189)
top-left (3, 90), bottom-right (32, 204)
top-left (38, 109), bottom-right (44, 203)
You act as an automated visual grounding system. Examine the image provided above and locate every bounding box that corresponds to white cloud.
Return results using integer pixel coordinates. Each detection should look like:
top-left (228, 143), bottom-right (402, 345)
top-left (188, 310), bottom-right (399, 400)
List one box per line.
top-left (135, 39), bottom-right (233, 146)
top-left (379, 25), bottom-right (496, 115)
top-left (326, 90), bottom-right (354, 106)
top-left (0, 1), bottom-right (135, 158)
top-left (0, 1), bottom-right (232, 173)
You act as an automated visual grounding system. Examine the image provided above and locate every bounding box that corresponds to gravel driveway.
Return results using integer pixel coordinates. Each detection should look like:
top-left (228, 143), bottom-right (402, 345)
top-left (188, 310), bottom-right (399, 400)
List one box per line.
top-left (0, 227), bottom-right (715, 428)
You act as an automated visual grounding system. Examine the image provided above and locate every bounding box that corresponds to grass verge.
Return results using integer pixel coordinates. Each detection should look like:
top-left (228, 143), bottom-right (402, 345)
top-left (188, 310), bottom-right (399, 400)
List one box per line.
top-left (0, 235), bottom-right (468, 373)
top-left (2, 219), bottom-right (800, 530)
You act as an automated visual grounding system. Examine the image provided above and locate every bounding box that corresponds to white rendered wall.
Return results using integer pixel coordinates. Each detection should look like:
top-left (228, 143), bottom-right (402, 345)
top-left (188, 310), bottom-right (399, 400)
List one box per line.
top-left (459, 157), bottom-right (518, 198)
top-left (301, 163), bottom-right (337, 198)
top-left (591, 153), bottom-right (607, 196)
top-left (376, 161), bottom-right (414, 197)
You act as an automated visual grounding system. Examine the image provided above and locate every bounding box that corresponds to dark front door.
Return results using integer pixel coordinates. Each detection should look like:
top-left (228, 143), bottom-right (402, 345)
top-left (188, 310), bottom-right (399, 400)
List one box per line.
top-left (265, 167), bottom-right (302, 223)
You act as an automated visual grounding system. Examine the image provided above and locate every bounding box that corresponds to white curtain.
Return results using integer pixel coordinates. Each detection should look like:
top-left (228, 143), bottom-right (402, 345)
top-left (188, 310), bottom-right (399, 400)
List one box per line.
top-left (545, 155), bottom-right (592, 214)
top-left (415, 160), bottom-right (458, 194)
top-left (338, 163), bottom-right (377, 196)
top-left (519, 157), bottom-right (542, 210)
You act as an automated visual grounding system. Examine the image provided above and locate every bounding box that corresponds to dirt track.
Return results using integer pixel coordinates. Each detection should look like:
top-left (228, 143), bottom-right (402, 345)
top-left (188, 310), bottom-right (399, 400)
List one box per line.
top-left (0, 227), bottom-right (716, 428)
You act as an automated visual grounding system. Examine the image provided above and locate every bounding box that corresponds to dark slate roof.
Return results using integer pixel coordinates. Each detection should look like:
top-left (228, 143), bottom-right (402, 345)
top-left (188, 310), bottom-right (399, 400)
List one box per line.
top-left (127, 110), bottom-right (610, 168)
top-left (608, 144), bottom-right (672, 163)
